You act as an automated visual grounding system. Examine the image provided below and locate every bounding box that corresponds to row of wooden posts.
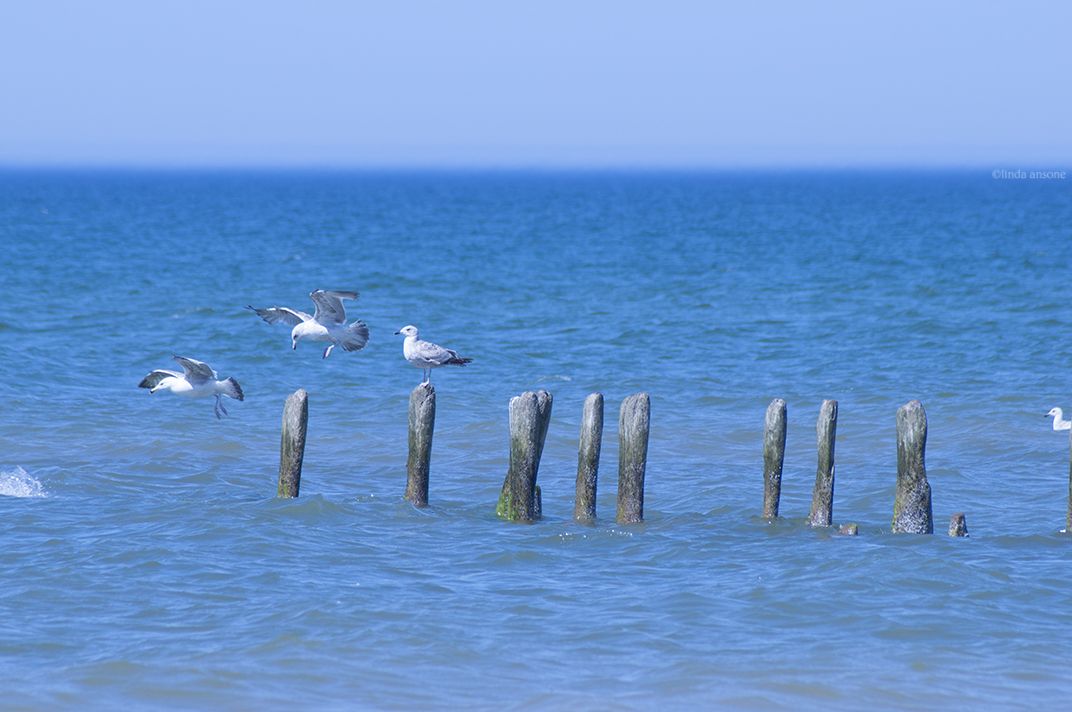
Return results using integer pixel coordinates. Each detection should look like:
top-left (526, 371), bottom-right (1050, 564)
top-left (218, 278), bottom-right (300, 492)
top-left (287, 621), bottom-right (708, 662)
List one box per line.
top-left (763, 397), bottom-right (970, 536)
top-left (274, 387), bottom-right (1068, 535)
top-left (276, 385), bottom-right (650, 524)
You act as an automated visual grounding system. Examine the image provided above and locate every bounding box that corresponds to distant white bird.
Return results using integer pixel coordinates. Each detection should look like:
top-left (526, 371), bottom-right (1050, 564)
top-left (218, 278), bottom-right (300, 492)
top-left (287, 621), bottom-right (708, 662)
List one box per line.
top-left (1047, 407), bottom-right (1072, 431)
top-left (247, 289), bottom-right (369, 358)
top-left (394, 325), bottom-right (473, 383)
top-left (139, 356), bottom-right (244, 419)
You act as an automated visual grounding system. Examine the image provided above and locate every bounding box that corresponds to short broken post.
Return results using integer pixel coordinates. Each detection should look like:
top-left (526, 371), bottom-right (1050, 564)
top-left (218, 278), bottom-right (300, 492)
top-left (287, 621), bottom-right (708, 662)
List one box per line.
top-left (405, 382), bottom-right (435, 507)
top-left (574, 393), bottom-right (604, 521)
top-left (497, 390), bottom-right (552, 522)
top-left (808, 399), bottom-right (838, 527)
top-left (616, 393), bottom-right (650, 524)
top-left (948, 513), bottom-right (969, 537)
top-left (892, 399), bottom-right (933, 534)
top-left (762, 398), bottom-right (787, 518)
top-left (278, 389), bottom-right (308, 498)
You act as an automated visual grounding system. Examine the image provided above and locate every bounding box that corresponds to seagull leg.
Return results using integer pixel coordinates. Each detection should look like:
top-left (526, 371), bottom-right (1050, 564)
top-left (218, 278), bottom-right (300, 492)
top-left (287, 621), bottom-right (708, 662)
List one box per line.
top-left (214, 395), bottom-right (223, 420)
top-left (323, 344), bottom-right (334, 359)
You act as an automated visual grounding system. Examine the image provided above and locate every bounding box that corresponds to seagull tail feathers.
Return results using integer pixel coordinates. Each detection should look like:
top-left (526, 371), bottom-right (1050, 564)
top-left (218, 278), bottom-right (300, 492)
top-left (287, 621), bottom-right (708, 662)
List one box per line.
top-left (224, 377), bottom-right (244, 401)
top-left (341, 320), bottom-right (371, 352)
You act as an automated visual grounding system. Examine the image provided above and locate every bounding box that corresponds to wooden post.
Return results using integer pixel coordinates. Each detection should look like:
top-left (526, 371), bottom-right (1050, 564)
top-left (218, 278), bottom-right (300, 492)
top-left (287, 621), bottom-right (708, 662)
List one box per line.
top-left (948, 513), bottom-right (968, 537)
top-left (574, 393), bottom-right (604, 521)
top-left (892, 399), bottom-right (933, 534)
top-left (497, 390), bottom-right (552, 522)
top-left (808, 399), bottom-right (837, 527)
top-left (762, 398), bottom-right (787, 518)
top-left (278, 389), bottom-right (308, 498)
top-left (405, 382), bottom-right (435, 507)
top-left (616, 393), bottom-right (650, 524)
top-left (1067, 429), bottom-right (1072, 533)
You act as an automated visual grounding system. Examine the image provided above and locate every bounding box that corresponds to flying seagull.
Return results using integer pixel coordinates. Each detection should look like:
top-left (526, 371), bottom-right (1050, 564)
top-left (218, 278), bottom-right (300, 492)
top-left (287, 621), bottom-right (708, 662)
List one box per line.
top-left (394, 325), bottom-right (473, 383)
top-left (1047, 407), bottom-right (1072, 431)
top-left (247, 289), bottom-right (370, 358)
top-left (139, 356), bottom-right (244, 419)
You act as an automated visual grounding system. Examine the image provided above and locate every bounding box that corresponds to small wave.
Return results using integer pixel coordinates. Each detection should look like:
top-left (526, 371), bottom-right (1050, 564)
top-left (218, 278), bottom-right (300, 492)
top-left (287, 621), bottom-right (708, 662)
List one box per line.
top-left (0, 466), bottom-right (48, 498)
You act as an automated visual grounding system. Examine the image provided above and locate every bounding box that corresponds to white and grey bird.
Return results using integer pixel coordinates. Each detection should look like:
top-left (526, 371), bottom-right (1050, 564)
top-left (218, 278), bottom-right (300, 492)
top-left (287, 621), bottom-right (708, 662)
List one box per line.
top-left (1047, 407), bottom-right (1072, 431)
top-left (246, 289), bottom-right (370, 358)
top-left (394, 325), bottom-right (473, 383)
top-left (138, 356), bottom-right (244, 419)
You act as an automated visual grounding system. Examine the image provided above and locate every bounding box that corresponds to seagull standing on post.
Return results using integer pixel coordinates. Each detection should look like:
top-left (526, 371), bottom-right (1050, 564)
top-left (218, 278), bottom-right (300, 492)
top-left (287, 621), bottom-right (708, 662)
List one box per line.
top-left (247, 289), bottom-right (370, 358)
top-left (139, 356), bottom-right (244, 419)
top-left (1047, 407), bottom-right (1072, 431)
top-left (394, 325), bottom-right (473, 383)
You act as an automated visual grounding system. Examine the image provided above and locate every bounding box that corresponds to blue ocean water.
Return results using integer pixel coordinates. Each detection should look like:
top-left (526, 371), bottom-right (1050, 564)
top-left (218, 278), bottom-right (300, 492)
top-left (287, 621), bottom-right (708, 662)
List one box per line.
top-left (1, 169), bottom-right (1071, 711)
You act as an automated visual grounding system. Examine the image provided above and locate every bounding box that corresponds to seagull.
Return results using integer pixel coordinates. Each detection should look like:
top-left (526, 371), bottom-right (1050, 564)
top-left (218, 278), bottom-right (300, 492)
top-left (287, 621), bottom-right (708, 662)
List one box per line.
top-left (394, 325), bottom-right (473, 383)
top-left (247, 290), bottom-right (370, 358)
top-left (1047, 407), bottom-right (1072, 431)
top-left (139, 356), bottom-right (244, 419)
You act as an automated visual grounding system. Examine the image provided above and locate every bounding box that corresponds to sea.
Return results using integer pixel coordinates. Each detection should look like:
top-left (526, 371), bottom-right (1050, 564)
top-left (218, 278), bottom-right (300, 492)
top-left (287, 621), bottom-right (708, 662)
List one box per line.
top-left (1, 169), bottom-right (1071, 711)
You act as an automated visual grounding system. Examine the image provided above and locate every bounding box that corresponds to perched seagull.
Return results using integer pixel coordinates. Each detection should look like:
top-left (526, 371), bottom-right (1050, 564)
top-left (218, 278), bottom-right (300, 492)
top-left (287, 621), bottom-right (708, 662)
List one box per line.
top-left (1047, 407), bottom-right (1072, 431)
top-left (246, 289), bottom-right (370, 358)
top-left (139, 356), bottom-right (244, 419)
top-left (394, 325), bottom-right (473, 383)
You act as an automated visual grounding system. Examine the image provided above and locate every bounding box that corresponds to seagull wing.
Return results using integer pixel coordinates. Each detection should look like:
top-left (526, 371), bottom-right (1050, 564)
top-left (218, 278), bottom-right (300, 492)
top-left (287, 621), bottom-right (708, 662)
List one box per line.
top-left (246, 305), bottom-right (310, 326)
top-left (310, 290), bottom-right (357, 325)
top-left (173, 356), bottom-right (217, 384)
top-left (139, 369), bottom-right (182, 389)
top-left (415, 340), bottom-right (455, 366)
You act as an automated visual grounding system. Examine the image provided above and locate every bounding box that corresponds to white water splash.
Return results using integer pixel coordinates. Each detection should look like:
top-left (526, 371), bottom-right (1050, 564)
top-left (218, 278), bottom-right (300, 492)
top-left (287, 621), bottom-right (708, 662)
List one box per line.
top-left (0, 466), bottom-right (47, 498)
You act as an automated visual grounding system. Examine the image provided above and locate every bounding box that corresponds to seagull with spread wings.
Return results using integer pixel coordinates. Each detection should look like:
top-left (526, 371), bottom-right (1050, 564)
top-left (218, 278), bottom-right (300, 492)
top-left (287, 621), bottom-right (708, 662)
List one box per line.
top-left (247, 289), bottom-right (370, 358)
top-left (139, 356), bottom-right (244, 419)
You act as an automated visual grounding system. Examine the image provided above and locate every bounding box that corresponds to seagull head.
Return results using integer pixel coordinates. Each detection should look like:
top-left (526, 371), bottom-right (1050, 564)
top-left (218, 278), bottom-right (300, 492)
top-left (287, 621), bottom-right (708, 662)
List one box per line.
top-left (1048, 407), bottom-right (1063, 419)
top-left (394, 325), bottom-right (419, 338)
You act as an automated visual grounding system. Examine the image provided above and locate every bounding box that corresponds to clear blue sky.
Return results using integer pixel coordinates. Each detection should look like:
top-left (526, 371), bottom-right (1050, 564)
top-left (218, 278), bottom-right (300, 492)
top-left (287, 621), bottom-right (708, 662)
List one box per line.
top-left (1, 0), bottom-right (1069, 168)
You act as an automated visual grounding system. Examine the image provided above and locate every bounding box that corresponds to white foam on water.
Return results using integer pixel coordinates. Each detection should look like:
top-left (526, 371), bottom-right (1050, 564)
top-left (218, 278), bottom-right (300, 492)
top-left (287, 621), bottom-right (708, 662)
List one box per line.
top-left (0, 466), bottom-right (48, 498)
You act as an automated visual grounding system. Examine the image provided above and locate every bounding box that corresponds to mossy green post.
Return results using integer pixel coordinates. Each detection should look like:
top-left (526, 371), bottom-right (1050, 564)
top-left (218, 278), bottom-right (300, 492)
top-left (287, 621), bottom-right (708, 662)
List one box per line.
top-left (616, 393), bottom-right (650, 524)
top-left (406, 382), bottom-right (435, 507)
top-left (762, 398), bottom-right (787, 518)
top-left (497, 390), bottom-right (552, 522)
top-left (892, 399), bottom-right (933, 534)
top-left (574, 393), bottom-right (604, 521)
top-left (278, 389), bottom-right (308, 498)
top-left (948, 513), bottom-right (968, 537)
top-left (808, 399), bottom-right (837, 527)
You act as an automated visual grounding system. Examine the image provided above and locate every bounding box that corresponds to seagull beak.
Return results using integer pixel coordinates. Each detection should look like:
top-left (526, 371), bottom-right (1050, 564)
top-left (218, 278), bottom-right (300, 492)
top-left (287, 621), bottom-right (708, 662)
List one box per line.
top-left (393, 330), bottom-right (401, 335)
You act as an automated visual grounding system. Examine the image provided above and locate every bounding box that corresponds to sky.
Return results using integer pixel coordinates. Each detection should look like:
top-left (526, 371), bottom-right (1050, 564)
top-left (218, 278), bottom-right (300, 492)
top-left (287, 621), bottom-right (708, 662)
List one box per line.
top-left (1, 0), bottom-right (1070, 169)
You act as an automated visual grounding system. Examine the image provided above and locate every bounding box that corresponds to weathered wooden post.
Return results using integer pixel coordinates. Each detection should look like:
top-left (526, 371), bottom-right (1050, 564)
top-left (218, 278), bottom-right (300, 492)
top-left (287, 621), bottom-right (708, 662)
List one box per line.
top-left (497, 390), bottom-right (552, 522)
top-left (278, 389), bottom-right (308, 498)
top-left (574, 393), bottom-right (604, 521)
top-left (616, 393), bottom-right (650, 524)
top-left (405, 382), bottom-right (435, 507)
top-left (808, 399), bottom-right (837, 527)
top-left (948, 513), bottom-right (969, 537)
top-left (892, 399), bottom-right (933, 534)
top-left (762, 398), bottom-right (787, 518)
top-left (1067, 428), bottom-right (1072, 533)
